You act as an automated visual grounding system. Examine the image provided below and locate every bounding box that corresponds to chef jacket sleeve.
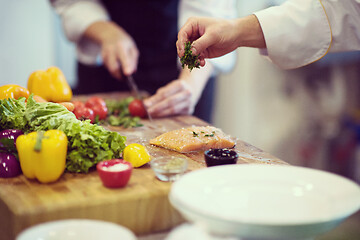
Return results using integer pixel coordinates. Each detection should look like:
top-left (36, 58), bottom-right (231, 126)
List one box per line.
top-left (50, 0), bottom-right (109, 64)
top-left (179, 0), bottom-right (238, 73)
top-left (254, 0), bottom-right (360, 69)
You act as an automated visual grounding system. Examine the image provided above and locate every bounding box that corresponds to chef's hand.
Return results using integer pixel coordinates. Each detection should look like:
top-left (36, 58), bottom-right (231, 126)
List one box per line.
top-left (84, 21), bottom-right (139, 79)
top-left (143, 79), bottom-right (197, 117)
top-left (176, 15), bottom-right (266, 66)
top-left (143, 64), bottom-right (214, 118)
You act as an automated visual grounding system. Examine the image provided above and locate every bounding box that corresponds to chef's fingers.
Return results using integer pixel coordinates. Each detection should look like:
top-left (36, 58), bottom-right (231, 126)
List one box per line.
top-left (176, 32), bottom-right (189, 58)
top-left (103, 48), bottom-right (122, 79)
top-left (177, 17), bottom-right (202, 57)
top-left (198, 55), bottom-right (206, 67)
top-left (146, 89), bottom-right (191, 116)
top-left (177, 17), bottom-right (219, 57)
top-left (144, 80), bottom-right (186, 108)
top-left (190, 33), bottom-right (217, 59)
top-left (116, 43), bottom-right (139, 76)
top-left (150, 96), bottom-right (192, 117)
top-left (147, 90), bottom-right (189, 114)
top-left (127, 47), bottom-right (139, 74)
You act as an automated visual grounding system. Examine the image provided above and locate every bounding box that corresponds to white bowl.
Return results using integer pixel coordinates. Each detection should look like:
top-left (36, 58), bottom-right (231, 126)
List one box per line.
top-left (17, 219), bottom-right (137, 240)
top-left (169, 164), bottom-right (360, 239)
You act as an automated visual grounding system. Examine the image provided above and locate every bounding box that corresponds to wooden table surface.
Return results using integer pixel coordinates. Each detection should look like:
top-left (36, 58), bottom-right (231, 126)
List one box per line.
top-left (0, 93), bottom-right (287, 240)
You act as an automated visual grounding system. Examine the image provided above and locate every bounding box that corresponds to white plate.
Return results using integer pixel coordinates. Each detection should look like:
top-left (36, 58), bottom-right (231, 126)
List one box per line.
top-left (169, 164), bottom-right (360, 239)
top-left (17, 219), bottom-right (137, 240)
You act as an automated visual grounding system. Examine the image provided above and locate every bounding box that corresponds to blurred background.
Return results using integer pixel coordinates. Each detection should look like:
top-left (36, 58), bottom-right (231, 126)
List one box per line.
top-left (1, 1), bottom-right (360, 238)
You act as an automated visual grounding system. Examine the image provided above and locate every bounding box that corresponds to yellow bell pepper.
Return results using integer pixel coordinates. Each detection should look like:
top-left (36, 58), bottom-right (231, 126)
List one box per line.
top-left (28, 66), bottom-right (72, 102)
top-left (0, 84), bottom-right (30, 100)
top-left (16, 130), bottom-right (68, 183)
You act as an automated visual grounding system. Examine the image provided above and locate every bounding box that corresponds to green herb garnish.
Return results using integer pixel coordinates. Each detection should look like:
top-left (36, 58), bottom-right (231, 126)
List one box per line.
top-left (204, 131), bottom-right (216, 137)
top-left (192, 131), bottom-right (199, 137)
top-left (180, 41), bottom-right (200, 71)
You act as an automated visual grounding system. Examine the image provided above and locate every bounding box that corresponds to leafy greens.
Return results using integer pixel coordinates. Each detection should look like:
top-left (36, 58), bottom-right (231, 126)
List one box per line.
top-left (105, 97), bottom-right (143, 128)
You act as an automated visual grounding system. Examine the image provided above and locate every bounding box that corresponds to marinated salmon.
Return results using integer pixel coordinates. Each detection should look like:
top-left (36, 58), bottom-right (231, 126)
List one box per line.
top-left (150, 126), bottom-right (235, 153)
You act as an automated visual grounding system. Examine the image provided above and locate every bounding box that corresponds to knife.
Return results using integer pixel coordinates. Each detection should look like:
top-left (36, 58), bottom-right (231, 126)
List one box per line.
top-left (125, 74), bottom-right (153, 121)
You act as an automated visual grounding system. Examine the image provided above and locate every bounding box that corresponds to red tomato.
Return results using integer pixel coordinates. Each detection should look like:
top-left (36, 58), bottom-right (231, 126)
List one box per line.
top-left (72, 101), bottom-right (85, 109)
top-left (85, 97), bottom-right (108, 120)
top-left (85, 96), bottom-right (107, 108)
top-left (128, 99), bottom-right (147, 118)
top-left (74, 106), bottom-right (95, 123)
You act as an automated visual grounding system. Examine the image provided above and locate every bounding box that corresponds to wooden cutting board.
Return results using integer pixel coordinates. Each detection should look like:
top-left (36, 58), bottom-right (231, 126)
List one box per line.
top-left (0, 93), bottom-right (287, 240)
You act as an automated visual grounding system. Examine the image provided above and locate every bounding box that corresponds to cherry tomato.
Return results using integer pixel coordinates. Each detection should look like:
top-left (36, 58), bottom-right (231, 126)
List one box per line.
top-left (72, 101), bottom-right (85, 110)
top-left (85, 97), bottom-right (108, 120)
top-left (85, 96), bottom-right (107, 107)
top-left (128, 99), bottom-right (147, 118)
top-left (74, 105), bottom-right (95, 123)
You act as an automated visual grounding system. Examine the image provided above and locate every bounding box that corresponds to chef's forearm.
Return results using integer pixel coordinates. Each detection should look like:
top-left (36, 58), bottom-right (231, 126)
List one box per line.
top-left (83, 21), bottom-right (122, 45)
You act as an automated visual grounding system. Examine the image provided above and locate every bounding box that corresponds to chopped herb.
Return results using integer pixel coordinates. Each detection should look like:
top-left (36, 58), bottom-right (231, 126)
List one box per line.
top-left (201, 131), bottom-right (205, 133)
top-left (204, 131), bottom-right (216, 137)
top-left (192, 131), bottom-right (199, 137)
top-left (180, 41), bottom-right (200, 71)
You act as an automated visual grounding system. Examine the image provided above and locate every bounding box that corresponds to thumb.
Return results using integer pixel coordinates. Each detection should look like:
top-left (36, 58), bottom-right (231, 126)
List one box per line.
top-left (191, 34), bottom-right (215, 57)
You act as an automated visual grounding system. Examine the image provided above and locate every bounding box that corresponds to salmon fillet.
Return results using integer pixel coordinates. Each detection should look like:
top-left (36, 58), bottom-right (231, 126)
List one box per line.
top-left (149, 126), bottom-right (235, 153)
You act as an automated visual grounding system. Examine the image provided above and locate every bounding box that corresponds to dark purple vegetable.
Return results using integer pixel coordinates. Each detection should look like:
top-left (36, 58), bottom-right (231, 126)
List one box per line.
top-left (0, 152), bottom-right (21, 178)
top-left (0, 129), bottom-right (24, 149)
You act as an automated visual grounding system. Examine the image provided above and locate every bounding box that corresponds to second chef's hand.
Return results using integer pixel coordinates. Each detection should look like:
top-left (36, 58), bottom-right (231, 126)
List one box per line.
top-left (143, 63), bottom-right (213, 118)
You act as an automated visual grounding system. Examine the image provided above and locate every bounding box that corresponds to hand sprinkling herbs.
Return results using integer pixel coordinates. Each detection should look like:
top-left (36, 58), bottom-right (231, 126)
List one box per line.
top-left (180, 41), bottom-right (200, 71)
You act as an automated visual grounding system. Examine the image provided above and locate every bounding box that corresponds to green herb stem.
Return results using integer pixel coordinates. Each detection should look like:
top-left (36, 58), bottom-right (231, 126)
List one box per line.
top-left (180, 41), bottom-right (200, 71)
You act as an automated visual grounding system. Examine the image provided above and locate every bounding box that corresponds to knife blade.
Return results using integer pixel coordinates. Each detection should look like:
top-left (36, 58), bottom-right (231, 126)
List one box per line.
top-left (125, 74), bottom-right (153, 121)
top-left (126, 74), bottom-right (141, 100)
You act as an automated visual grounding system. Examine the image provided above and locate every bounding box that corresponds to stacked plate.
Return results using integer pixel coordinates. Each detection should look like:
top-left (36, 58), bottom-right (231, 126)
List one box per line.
top-left (17, 219), bottom-right (136, 240)
top-left (169, 165), bottom-right (360, 239)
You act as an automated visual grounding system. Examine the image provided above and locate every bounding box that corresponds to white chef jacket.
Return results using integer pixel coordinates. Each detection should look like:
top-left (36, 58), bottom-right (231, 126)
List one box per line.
top-left (254, 0), bottom-right (360, 69)
top-left (51, 0), bottom-right (237, 73)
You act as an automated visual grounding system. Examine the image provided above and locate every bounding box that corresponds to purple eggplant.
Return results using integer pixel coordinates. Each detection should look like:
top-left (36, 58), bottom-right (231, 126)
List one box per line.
top-left (0, 129), bottom-right (24, 150)
top-left (0, 152), bottom-right (21, 178)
